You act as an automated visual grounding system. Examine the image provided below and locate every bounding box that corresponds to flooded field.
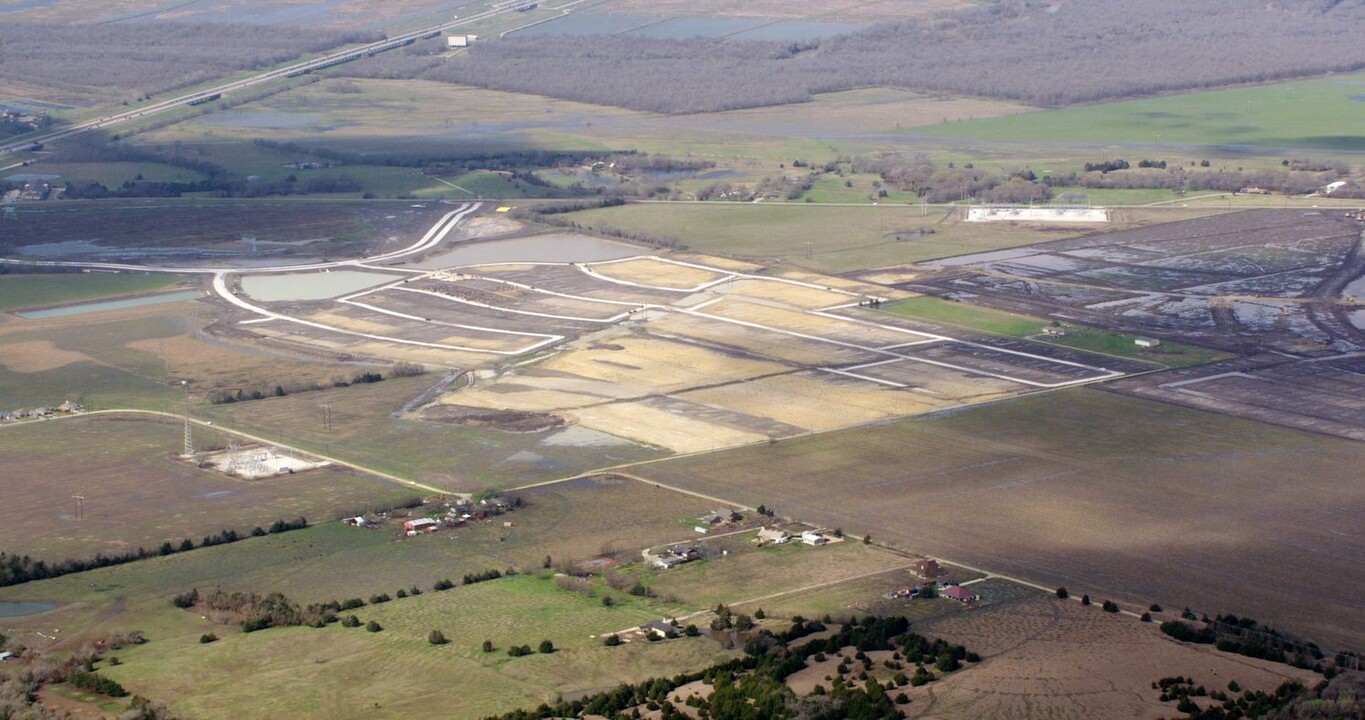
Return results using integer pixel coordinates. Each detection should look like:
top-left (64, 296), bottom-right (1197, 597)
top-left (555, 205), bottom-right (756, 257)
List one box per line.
top-left (412, 234), bottom-right (642, 269)
top-left (240, 270), bottom-right (405, 301)
top-left (18, 290), bottom-right (203, 319)
top-left (0, 601), bottom-right (58, 617)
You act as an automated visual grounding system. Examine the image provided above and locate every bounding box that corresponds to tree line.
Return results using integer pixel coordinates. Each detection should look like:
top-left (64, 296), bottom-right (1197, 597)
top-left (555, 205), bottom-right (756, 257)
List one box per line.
top-left (337, 0), bottom-right (1365, 114)
top-left (0, 517), bottom-right (307, 588)
top-left (485, 614), bottom-right (978, 719)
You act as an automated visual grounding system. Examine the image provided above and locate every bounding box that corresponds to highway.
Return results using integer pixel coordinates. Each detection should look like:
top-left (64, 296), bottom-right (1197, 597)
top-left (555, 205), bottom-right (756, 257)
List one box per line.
top-left (0, 1), bottom-right (525, 157)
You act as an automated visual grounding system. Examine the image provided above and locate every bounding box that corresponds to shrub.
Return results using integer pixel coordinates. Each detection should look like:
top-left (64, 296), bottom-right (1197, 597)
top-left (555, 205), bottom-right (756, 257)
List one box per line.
top-left (341, 615), bottom-right (361, 628)
top-left (482, 639), bottom-right (494, 653)
top-left (1102, 600), bottom-right (1119, 613)
top-left (1081, 594), bottom-right (1091, 606)
top-left (434, 579), bottom-right (454, 591)
top-left (365, 620), bottom-right (382, 632)
top-left (1149, 603), bottom-right (1163, 612)
top-left (369, 593), bottom-right (391, 604)
top-left (172, 589), bottom-right (200, 609)
top-left (508, 644), bottom-right (534, 657)
top-left (1141, 612), bottom-right (1152, 622)
top-left (199, 633), bottom-right (218, 644)
top-left (538, 639), bottom-right (555, 654)
top-left (604, 634), bottom-right (622, 646)
top-left (1055, 587), bottom-right (1069, 599)
top-left (428, 630), bottom-right (449, 645)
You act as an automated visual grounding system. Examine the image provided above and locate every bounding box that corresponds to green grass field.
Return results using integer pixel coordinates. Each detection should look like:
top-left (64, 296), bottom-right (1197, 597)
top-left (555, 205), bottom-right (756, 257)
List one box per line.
top-left (885, 296), bottom-right (1229, 368)
top-left (101, 574), bottom-right (735, 719)
top-left (563, 202), bottom-right (1091, 273)
top-left (909, 71), bottom-right (1365, 151)
top-left (0, 273), bottom-right (189, 312)
top-left (35, 161), bottom-right (207, 188)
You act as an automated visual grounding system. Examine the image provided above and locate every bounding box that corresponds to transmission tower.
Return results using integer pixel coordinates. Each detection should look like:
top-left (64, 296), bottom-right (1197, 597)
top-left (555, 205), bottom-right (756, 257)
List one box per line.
top-left (181, 380), bottom-right (194, 457)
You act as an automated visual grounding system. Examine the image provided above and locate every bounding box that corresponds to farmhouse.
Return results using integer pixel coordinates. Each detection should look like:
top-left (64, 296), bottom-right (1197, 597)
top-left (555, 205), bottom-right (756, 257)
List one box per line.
top-left (941, 585), bottom-right (978, 603)
top-left (911, 558), bottom-right (943, 578)
top-left (639, 620), bottom-right (677, 639)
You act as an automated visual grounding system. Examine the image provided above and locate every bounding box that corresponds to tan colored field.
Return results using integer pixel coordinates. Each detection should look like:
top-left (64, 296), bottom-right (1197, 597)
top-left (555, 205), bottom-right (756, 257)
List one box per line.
top-left (697, 298), bottom-right (919, 346)
top-left (910, 596), bottom-right (1317, 719)
top-left (568, 401), bottom-right (768, 453)
top-left (539, 334), bottom-right (786, 392)
top-left (647, 311), bottom-right (879, 366)
top-left (587, 258), bottom-right (726, 290)
top-left (304, 310), bottom-right (403, 335)
top-left (724, 279), bottom-right (857, 309)
top-left (677, 371), bottom-right (935, 431)
top-left (250, 324), bottom-right (484, 368)
top-left (449, 377), bottom-right (630, 413)
top-left (0, 339), bottom-right (92, 372)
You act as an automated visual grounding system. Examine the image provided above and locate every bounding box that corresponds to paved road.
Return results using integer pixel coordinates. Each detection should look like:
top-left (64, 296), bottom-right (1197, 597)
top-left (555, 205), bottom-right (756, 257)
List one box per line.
top-left (0, 5), bottom-right (522, 157)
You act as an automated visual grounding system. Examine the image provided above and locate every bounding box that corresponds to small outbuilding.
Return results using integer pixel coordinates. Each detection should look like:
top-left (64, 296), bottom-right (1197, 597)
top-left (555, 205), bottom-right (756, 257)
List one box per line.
top-left (801, 530), bottom-right (828, 546)
top-left (1135, 337), bottom-right (1161, 348)
top-left (941, 585), bottom-right (977, 603)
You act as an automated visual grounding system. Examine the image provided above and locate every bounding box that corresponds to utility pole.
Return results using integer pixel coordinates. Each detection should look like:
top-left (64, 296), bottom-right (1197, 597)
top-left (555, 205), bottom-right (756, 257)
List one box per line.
top-left (182, 380), bottom-right (194, 457)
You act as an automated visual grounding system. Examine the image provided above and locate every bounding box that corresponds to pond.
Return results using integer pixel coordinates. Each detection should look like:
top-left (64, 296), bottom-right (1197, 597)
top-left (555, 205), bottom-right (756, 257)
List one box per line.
top-left (413, 234), bottom-right (642, 269)
top-left (18, 290), bottom-right (203, 319)
top-left (0, 601), bottom-right (58, 617)
top-left (239, 270), bottom-right (406, 302)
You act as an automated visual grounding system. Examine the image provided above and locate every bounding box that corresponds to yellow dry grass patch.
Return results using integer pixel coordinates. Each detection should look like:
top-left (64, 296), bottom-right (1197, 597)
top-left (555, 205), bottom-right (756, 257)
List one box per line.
top-left (724, 279), bottom-right (854, 309)
top-left (0, 340), bottom-right (93, 372)
top-left (587, 258), bottom-right (725, 290)
top-left (646, 312), bottom-right (874, 366)
top-left (304, 311), bottom-right (402, 335)
top-left (447, 370), bottom-right (649, 412)
top-left (461, 215), bottom-right (523, 237)
top-left (434, 330), bottom-right (542, 352)
top-left (678, 372), bottom-right (936, 431)
top-left (251, 326), bottom-right (479, 368)
top-left (540, 335), bottom-right (786, 393)
top-left (698, 299), bottom-right (919, 345)
top-left (768, 269), bottom-right (905, 298)
top-left (674, 254), bottom-right (763, 273)
top-left (568, 401), bottom-right (767, 453)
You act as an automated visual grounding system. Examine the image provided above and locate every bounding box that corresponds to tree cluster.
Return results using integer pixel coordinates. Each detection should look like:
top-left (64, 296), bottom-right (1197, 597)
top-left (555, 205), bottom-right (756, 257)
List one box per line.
top-left (359, 1), bottom-right (1365, 114)
top-left (1159, 614), bottom-right (1345, 673)
top-left (485, 615), bottom-right (975, 720)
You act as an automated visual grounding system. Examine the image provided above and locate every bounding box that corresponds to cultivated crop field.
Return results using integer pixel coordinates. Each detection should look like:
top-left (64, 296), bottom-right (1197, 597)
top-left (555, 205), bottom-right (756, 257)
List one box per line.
top-left (909, 70), bottom-right (1365, 151)
top-left (374, 250), bottom-right (1129, 454)
top-left (0, 415), bottom-right (416, 561)
top-left (633, 389), bottom-right (1365, 650)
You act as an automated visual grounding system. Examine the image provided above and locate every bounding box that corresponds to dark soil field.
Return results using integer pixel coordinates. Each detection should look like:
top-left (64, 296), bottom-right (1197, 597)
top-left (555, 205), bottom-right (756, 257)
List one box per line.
top-left (632, 389), bottom-right (1365, 651)
top-left (0, 414), bottom-right (417, 562)
top-left (1, 200), bottom-right (444, 261)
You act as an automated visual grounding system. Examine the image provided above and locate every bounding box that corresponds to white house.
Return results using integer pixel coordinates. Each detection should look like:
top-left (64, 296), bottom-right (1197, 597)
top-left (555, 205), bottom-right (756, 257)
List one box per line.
top-left (801, 530), bottom-right (828, 546)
